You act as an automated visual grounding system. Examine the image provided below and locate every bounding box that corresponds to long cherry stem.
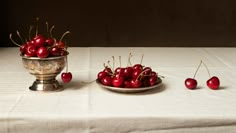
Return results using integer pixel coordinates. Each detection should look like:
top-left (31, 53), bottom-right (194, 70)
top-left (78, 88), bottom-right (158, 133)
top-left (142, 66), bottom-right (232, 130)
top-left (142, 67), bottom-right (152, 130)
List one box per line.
top-left (29, 25), bottom-right (33, 40)
top-left (36, 17), bottom-right (39, 36)
top-left (16, 30), bottom-right (24, 43)
top-left (193, 60), bottom-right (202, 79)
top-left (112, 56), bottom-right (115, 72)
top-left (9, 34), bottom-right (21, 47)
top-left (59, 31), bottom-right (70, 42)
top-left (50, 25), bottom-right (55, 39)
top-left (201, 61), bottom-right (211, 78)
top-left (140, 54), bottom-right (144, 65)
top-left (119, 56), bottom-right (121, 67)
top-left (46, 21), bottom-right (49, 36)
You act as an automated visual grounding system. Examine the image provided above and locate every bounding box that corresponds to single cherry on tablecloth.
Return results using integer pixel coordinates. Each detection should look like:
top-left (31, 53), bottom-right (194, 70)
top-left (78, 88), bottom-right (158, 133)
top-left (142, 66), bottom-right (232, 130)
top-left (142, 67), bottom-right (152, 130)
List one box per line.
top-left (184, 61), bottom-right (202, 89)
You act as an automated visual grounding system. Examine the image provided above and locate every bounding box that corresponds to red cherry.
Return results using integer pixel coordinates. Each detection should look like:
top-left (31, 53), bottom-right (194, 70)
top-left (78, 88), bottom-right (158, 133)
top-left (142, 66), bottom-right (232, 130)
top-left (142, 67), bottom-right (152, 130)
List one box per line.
top-left (49, 47), bottom-right (60, 56)
top-left (55, 41), bottom-right (65, 49)
top-left (45, 38), bottom-right (54, 46)
top-left (149, 76), bottom-right (157, 86)
top-left (20, 43), bottom-right (28, 54)
top-left (61, 72), bottom-right (72, 83)
top-left (97, 71), bottom-right (108, 81)
top-left (143, 67), bottom-right (152, 75)
top-left (36, 46), bottom-right (49, 58)
top-left (115, 67), bottom-right (125, 74)
top-left (34, 34), bottom-right (45, 47)
top-left (59, 49), bottom-right (68, 56)
top-left (131, 79), bottom-right (142, 88)
top-left (25, 44), bottom-right (37, 57)
top-left (133, 64), bottom-right (143, 70)
top-left (132, 69), bottom-right (142, 80)
top-left (112, 76), bottom-right (124, 87)
top-left (124, 80), bottom-right (132, 88)
top-left (27, 40), bottom-right (35, 45)
top-left (207, 76), bottom-right (220, 90)
top-left (101, 76), bottom-right (112, 86)
top-left (123, 67), bottom-right (133, 79)
top-left (150, 71), bottom-right (157, 77)
top-left (185, 78), bottom-right (197, 89)
top-left (103, 67), bottom-right (113, 75)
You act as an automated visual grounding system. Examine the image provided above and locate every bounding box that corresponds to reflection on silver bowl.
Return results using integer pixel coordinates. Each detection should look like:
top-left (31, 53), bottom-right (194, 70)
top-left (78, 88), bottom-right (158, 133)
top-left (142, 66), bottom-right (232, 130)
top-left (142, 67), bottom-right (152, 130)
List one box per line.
top-left (21, 55), bottom-right (67, 91)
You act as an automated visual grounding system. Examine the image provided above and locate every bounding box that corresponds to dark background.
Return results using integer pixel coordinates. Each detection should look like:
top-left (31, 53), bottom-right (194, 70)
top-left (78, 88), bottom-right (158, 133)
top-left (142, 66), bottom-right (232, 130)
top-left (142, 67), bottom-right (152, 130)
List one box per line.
top-left (1, 0), bottom-right (236, 47)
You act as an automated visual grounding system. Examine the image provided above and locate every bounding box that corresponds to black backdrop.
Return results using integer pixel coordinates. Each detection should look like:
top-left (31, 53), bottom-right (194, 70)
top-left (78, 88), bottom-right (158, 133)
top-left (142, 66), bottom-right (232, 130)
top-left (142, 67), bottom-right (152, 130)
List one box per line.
top-left (2, 0), bottom-right (236, 47)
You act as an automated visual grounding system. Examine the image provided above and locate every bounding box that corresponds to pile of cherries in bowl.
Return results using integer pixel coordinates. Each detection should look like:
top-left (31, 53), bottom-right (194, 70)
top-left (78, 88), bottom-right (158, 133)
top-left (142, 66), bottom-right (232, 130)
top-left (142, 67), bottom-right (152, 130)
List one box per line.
top-left (97, 55), bottom-right (161, 88)
top-left (9, 18), bottom-right (72, 83)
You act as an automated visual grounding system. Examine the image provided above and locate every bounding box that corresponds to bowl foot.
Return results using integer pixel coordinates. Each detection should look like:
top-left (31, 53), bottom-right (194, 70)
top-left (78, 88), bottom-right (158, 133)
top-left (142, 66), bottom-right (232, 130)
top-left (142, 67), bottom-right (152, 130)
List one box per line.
top-left (29, 79), bottom-right (63, 91)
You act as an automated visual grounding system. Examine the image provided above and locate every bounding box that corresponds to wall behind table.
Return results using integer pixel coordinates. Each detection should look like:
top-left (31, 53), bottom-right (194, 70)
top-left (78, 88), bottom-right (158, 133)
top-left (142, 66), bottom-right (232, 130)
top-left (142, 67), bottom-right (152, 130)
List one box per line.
top-left (2, 0), bottom-right (236, 47)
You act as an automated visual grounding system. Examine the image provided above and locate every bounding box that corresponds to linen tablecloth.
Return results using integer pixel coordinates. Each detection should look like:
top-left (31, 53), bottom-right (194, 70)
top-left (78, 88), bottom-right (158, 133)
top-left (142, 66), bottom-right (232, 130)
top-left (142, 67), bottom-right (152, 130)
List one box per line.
top-left (0, 47), bottom-right (236, 133)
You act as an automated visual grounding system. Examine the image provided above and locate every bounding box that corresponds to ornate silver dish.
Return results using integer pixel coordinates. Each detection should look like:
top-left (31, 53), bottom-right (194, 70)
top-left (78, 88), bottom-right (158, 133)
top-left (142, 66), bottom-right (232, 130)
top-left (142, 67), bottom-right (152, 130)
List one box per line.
top-left (21, 55), bottom-right (67, 91)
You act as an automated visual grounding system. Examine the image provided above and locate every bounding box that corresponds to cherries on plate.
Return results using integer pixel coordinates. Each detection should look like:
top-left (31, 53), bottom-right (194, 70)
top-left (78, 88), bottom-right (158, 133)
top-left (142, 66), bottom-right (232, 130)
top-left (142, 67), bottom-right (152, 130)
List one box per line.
top-left (97, 54), bottom-right (161, 88)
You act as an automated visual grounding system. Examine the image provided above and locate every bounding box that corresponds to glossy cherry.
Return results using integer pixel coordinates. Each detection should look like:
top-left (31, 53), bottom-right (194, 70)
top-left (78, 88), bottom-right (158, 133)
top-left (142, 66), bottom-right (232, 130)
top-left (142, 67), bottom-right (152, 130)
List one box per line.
top-left (115, 67), bottom-right (125, 74)
top-left (207, 76), bottom-right (220, 90)
top-left (61, 72), bottom-right (72, 83)
top-left (25, 44), bottom-right (37, 57)
top-left (143, 67), bottom-right (152, 75)
top-left (97, 71), bottom-right (108, 81)
top-left (45, 38), bottom-right (54, 46)
top-left (149, 75), bottom-right (157, 86)
top-left (34, 34), bottom-right (45, 47)
top-left (123, 67), bottom-right (133, 79)
top-left (36, 46), bottom-right (49, 58)
top-left (112, 74), bottom-right (124, 87)
top-left (124, 80), bottom-right (132, 88)
top-left (101, 76), bottom-right (112, 86)
top-left (131, 79), bottom-right (142, 88)
top-left (185, 78), bottom-right (197, 89)
top-left (49, 47), bottom-right (60, 56)
top-left (133, 64), bottom-right (143, 71)
top-left (103, 67), bottom-right (113, 75)
top-left (132, 69), bottom-right (142, 80)
top-left (20, 43), bottom-right (28, 54)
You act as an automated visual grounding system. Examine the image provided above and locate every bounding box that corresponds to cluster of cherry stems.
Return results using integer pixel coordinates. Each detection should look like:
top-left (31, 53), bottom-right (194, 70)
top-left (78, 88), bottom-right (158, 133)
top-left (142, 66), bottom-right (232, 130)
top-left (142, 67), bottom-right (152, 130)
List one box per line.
top-left (185, 60), bottom-right (220, 90)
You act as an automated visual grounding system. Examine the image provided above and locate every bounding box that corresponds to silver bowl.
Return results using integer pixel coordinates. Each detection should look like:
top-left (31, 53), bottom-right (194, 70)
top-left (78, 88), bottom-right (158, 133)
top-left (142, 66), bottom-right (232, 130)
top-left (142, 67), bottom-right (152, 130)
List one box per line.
top-left (21, 55), bottom-right (67, 91)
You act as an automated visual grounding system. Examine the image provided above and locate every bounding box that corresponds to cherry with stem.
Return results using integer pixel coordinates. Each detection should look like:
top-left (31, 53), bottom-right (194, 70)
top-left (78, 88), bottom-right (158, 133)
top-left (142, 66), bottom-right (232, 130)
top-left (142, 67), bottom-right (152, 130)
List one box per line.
top-left (61, 56), bottom-right (72, 83)
top-left (184, 60), bottom-right (202, 89)
top-left (201, 61), bottom-right (220, 90)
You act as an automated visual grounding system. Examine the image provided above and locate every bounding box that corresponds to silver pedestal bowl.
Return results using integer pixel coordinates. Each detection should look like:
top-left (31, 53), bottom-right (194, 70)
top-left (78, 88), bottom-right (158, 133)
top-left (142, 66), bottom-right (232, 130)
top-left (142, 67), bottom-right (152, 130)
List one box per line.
top-left (21, 55), bottom-right (67, 91)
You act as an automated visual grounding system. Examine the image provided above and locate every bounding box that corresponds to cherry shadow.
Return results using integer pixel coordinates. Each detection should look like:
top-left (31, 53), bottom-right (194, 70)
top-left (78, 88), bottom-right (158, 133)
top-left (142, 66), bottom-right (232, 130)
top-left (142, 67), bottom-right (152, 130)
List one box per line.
top-left (62, 80), bottom-right (88, 90)
top-left (217, 86), bottom-right (228, 90)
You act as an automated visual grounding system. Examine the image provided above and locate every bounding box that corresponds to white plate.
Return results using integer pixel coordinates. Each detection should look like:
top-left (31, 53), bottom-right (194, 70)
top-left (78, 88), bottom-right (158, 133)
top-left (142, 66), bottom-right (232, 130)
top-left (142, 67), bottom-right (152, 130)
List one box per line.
top-left (96, 78), bottom-right (162, 93)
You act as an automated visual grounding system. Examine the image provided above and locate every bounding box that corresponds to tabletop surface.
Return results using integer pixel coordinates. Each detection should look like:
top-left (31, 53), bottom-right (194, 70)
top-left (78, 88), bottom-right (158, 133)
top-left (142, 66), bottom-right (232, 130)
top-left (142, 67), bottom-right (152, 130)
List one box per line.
top-left (0, 47), bottom-right (236, 133)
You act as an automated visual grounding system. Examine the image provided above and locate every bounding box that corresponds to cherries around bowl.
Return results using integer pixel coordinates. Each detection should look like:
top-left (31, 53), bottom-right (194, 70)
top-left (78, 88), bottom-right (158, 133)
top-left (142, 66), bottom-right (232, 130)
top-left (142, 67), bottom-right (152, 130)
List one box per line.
top-left (97, 64), bottom-right (160, 88)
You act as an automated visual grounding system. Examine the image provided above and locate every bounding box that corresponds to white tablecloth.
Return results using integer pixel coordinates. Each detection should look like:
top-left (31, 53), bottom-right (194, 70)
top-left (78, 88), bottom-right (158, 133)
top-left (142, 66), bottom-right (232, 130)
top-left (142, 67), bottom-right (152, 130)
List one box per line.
top-left (0, 47), bottom-right (236, 133)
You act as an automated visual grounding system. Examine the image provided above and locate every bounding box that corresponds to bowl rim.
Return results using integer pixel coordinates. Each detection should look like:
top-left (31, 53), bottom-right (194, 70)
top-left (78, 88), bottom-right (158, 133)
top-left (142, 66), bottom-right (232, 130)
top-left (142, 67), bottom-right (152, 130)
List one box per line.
top-left (21, 54), bottom-right (68, 60)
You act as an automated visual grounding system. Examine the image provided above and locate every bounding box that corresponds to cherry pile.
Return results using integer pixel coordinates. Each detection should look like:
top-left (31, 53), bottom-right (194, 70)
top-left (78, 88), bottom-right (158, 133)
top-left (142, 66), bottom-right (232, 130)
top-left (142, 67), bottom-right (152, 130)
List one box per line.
top-left (185, 61), bottom-right (220, 90)
top-left (97, 54), bottom-right (160, 88)
top-left (9, 18), bottom-right (70, 58)
top-left (9, 18), bottom-right (72, 83)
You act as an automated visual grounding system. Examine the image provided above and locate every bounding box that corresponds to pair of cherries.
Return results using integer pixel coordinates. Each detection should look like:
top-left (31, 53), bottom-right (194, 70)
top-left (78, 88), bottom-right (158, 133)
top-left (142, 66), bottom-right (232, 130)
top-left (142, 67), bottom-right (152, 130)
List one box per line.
top-left (185, 61), bottom-right (220, 90)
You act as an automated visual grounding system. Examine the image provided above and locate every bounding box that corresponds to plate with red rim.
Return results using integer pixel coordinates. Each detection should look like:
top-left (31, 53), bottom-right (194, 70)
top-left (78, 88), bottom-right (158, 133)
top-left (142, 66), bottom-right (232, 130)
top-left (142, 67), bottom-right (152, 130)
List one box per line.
top-left (96, 78), bottom-right (162, 93)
